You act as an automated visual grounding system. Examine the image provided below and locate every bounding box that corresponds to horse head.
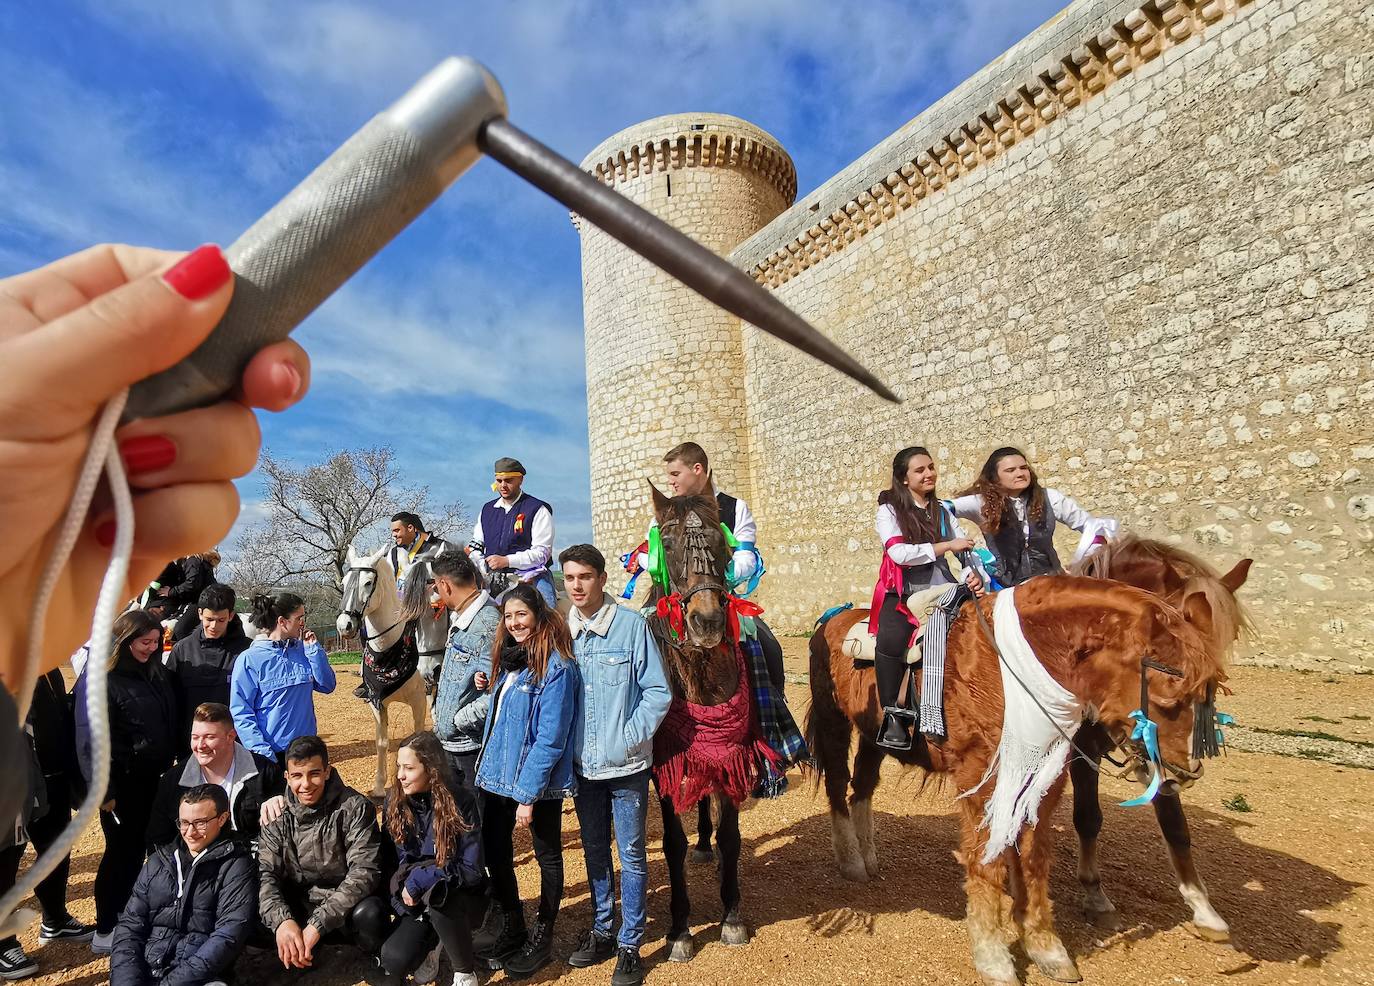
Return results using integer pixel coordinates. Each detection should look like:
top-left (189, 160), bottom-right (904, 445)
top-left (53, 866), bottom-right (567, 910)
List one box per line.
top-left (337, 543), bottom-right (395, 640)
top-left (650, 481), bottom-right (731, 650)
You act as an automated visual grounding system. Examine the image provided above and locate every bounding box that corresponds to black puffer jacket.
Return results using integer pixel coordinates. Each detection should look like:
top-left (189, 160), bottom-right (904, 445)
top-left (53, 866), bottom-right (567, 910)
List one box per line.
top-left (166, 621), bottom-right (251, 738)
top-left (162, 556), bottom-right (218, 619)
top-left (111, 835), bottom-right (256, 986)
top-left (75, 655), bottom-right (179, 803)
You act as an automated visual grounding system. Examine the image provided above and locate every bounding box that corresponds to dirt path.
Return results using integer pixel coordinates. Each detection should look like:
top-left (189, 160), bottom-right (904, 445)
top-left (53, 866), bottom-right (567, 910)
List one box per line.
top-left (17, 661), bottom-right (1373, 986)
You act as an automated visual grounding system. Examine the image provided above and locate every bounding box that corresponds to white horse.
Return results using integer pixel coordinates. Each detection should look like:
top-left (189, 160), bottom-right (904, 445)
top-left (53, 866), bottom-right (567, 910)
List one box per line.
top-left (336, 544), bottom-right (432, 797)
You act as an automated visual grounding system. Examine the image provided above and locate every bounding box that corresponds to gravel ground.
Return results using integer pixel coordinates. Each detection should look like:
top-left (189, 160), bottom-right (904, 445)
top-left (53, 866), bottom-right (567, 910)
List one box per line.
top-left (16, 658), bottom-right (1373, 986)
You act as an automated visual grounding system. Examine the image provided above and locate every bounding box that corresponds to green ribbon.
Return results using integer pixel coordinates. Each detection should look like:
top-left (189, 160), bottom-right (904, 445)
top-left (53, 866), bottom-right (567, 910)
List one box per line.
top-left (647, 525), bottom-right (669, 593)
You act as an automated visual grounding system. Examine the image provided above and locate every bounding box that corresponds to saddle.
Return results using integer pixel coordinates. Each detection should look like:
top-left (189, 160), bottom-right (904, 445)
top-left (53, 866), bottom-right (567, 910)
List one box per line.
top-left (843, 585), bottom-right (951, 666)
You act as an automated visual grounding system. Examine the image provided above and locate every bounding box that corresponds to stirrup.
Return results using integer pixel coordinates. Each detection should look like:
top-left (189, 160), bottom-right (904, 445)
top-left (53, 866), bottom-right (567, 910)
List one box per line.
top-left (875, 710), bottom-right (914, 751)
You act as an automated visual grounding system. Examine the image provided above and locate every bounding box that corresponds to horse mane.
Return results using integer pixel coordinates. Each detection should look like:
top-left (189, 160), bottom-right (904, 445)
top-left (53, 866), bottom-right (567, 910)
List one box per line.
top-left (397, 559), bottom-right (432, 622)
top-left (1070, 533), bottom-right (1251, 660)
top-left (658, 493), bottom-right (719, 524)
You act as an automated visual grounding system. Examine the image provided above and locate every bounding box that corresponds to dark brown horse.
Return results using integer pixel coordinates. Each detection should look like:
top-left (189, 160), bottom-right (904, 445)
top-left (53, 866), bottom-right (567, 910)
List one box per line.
top-left (807, 575), bottom-right (1229, 984)
top-left (646, 484), bottom-right (753, 961)
top-left (1067, 536), bottom-right (1251, 940)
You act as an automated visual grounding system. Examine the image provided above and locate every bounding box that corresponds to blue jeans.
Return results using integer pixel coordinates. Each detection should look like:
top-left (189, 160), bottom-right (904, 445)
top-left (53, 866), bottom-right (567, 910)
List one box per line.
top-left (573, 769), bottom-right (650, 949)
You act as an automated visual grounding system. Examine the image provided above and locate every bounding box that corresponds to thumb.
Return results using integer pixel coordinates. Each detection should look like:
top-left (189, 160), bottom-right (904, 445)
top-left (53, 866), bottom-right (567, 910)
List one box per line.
top-left (8, 244), bottom-right (233, 416)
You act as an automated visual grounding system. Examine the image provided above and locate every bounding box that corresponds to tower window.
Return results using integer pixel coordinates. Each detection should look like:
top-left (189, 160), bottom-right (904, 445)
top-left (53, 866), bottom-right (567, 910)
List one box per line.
top-left (666, 174), bottom-right (672, 196)
top-left (690, 123), bottom-right (705, 131)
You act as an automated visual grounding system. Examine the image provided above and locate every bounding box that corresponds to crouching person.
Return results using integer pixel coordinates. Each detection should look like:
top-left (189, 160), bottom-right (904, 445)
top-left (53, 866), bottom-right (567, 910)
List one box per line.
top-left (111, 785), bottom-right (255, 986)
top-left (258, 736), bottom-right (390, 971)
top-left (379, 732), bottom-right (485, 986)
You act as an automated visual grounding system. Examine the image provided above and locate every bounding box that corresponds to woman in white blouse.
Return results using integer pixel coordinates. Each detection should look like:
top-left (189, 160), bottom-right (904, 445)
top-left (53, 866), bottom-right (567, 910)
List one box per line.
top-left (949, 446), bottom-right (1117, 587)
top-left (870, 446), bottom-right (982, 750)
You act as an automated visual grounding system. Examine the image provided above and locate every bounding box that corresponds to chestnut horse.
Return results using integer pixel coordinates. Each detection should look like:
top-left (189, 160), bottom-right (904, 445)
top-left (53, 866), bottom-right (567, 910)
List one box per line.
top-left (807, 576), bottom-right (1228, 984)
top-left (647, 485), bottom-right (755, 961)
top-left (1066, 536), bottom-right (1250, 940)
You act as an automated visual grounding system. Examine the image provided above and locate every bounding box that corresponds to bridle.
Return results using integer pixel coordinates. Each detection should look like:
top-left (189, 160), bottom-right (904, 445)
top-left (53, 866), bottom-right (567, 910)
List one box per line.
top-left (659, 510), bottom-right (728, 607)
top-left (342, 564), bottom-right (404, 641)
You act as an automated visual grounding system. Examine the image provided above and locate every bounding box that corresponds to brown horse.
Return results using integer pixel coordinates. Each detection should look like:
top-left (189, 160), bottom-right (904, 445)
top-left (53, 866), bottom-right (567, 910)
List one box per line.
top-left (646, 484), bottom-right (754, 961)
top-left (1066, 536), bottom-right (1251, 940)
top-left (807, 575), bottom-right (1228, 984)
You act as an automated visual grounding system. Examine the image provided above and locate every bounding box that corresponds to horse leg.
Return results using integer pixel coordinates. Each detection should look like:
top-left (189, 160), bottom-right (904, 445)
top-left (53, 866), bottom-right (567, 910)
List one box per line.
top-left (959, 801), bottom-right (1016, 986)
top-left (849, 740), bottom-right (885, 879)
top-left (407, 675), bottom-right (430, 733)
top-left (1154, 792), bottom-right (1230, 942)
top-left (1070, 751), bottom-right (1120, 930)
top-left (807, 672), bottom-right (866, 883)
top-left (1016, 782), bottom-right (1081, 983)
top-left (691, 797), bottom-right (716, 864)
top-left (714, 796), bottom-right (750, 946)
top-left (372, 700), bottom-right (389, 798)
top-left (661, 796), bottom-right (695, 962)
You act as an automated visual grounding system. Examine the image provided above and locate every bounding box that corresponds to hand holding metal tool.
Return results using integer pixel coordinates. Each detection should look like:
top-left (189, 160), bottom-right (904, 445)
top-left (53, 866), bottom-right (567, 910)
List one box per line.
top-left (123, 56), bottom-right (895, 422)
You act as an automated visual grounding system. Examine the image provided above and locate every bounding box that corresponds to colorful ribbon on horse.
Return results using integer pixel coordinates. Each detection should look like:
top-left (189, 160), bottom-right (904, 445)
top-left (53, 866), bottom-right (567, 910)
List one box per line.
top-left (1215, 711), bottom-right (1235, 749)
top-left (619, 540), bottom-right (650, 600)
top-left (655, 592), bottom-right (684, 639)
top-left (728, 541), bottom-right (766, 598)
top-left (726, 595), bottom-right (764, 644)
top-left (1119, 709), bottom-right (1164, 808)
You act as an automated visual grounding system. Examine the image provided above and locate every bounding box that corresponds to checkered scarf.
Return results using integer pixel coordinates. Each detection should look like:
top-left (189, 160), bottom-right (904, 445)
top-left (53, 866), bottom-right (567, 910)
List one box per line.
top-left (739, 629), bottom-right (809, 798)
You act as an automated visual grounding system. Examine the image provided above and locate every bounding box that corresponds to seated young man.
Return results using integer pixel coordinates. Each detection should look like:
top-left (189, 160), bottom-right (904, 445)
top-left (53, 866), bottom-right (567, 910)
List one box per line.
top-left (257, 735), bottom-right (390, 971)
top-left (111, 785), bottom-right (256, 986)
top-left (147, 703), bottom-right (286, 852)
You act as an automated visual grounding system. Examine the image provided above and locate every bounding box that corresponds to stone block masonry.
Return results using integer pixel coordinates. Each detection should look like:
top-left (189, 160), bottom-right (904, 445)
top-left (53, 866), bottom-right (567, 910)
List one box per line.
top-left (578, 0), bottom-right (1373, 669)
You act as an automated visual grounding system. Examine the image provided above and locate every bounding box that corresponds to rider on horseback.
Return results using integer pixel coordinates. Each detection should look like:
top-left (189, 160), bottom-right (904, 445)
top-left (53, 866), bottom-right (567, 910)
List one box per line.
top-left (468, 457), bottom-right (557, 607)
top-left (386, 511), bottom-right (451, 595)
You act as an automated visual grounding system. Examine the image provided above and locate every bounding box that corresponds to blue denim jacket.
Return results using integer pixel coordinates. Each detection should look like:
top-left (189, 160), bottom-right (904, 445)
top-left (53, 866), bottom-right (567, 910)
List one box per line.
top-left (570, 601), bottom-right (671, 782)
top-left (432, 593), bottom-right (501, 754)
top-left (475, 652), bottom-right (581, 804)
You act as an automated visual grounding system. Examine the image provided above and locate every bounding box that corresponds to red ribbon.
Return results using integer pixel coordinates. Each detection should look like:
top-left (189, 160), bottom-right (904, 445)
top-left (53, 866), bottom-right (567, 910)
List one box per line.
top-left (726, 595), bottom-right (764, 643)
top-left (656, 592), bottom-right (685, 639)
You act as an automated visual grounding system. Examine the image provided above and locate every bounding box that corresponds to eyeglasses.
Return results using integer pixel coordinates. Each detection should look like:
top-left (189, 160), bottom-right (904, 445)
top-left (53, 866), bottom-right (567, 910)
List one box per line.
top-left (177, 815), bottom-right (224, 832)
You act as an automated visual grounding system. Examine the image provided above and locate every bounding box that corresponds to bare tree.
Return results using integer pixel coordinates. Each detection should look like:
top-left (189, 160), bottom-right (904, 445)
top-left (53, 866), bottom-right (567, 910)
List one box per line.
top-left (224, 447), bottom-right (468, 606)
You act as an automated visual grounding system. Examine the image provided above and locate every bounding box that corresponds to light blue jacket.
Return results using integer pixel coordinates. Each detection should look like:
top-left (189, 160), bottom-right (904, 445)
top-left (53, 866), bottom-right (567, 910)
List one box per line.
top-left (570, 601), bottom-right (671, 782)
top-left (433, 593), bottom-right (501, 754)
top-left (230, 637), bottom-right (336, 756)
top-left (475, 653), bottom-right (581, 804)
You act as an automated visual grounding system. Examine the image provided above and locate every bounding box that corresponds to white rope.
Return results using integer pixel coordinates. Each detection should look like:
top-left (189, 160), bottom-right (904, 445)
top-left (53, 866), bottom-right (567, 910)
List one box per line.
top-left (0, 390), bottom-right (134, 937)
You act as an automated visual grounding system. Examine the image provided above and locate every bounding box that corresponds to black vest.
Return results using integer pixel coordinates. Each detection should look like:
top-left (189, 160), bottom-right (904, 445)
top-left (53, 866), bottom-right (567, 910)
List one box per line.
top-left (716, 492), bottom-right (738, 535)
top-left (986, 495), bottom-right (1061, 586)
top-left (898, 503), bottom-right (957, 595)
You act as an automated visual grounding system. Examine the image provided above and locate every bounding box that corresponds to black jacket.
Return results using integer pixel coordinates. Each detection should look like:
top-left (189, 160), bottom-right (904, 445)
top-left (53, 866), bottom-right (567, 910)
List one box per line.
top-left (163, 556), bottom-right (218, 619)
top-left (111, 834), bottom-right (256, 986)
top-left (166, 622), bottom-right (251, 738)
top-left (106, 656), bottom-right (180, 803)
top-left (147, 744), bottom-right (282, 851)
top-left (387, 784), bottom-right (484, 915)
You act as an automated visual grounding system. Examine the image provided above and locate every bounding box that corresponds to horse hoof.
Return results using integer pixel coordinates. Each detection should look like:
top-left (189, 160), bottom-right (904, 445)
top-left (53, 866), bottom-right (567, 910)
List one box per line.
top-left (1086, 907), bottom-right (1122, 932)
top-left (838, 860), bottom-right (870, 884)
top-left (667, 934), bottom-right (695, 963)
top-left (720, 921), bottom-right (751, 947)
top-left (1188, 920), bottom-right (1231, 944)
top-left (1034, 957), bottom-right (1082, 983)
top-left (690, 847), bottom-right (716, 865)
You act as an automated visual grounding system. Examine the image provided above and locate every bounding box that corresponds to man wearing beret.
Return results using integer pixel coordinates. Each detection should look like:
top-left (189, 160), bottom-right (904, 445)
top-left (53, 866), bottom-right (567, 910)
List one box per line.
top-left (467, 457), bottom-right (557, 606)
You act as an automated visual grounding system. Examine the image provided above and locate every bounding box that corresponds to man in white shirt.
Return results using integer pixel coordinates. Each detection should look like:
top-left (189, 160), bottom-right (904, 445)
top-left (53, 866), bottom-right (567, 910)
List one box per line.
top-left (468, 457), bottom-right (556, 606)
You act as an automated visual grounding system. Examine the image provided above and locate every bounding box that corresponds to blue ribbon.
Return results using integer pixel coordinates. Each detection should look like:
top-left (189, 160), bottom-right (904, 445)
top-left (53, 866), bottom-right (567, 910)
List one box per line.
top-left (1215, 711), bottom-right (1235, 749)
top-left (1119, 709), bottom-right (1164, 808)
top-left (727, 541), bottom-right (766, 598)
top-left (620, 567), bottom-right (644, 601)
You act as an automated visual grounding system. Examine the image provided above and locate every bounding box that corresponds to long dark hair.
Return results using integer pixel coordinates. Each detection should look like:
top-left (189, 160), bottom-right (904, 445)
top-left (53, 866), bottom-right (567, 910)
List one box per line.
top-left (877, 446), bottom-right (943, 544)
top-left (250, 591), bottom-right (304, 629)
top-left (959, 446), bottom-right (1046, 533)
top-left (385, 731), bottom-right (470, 869)
top-left (489, 583), bottom-right (574, 686)
top-left (109, 609), bottom-right (164, 673)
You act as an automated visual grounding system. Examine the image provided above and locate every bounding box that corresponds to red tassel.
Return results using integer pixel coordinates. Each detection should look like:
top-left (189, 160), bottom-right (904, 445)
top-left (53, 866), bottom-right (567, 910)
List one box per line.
top-left (725, 595), bottom-right (764, 643)
top-left (655, 593), bottom-right (684, 639)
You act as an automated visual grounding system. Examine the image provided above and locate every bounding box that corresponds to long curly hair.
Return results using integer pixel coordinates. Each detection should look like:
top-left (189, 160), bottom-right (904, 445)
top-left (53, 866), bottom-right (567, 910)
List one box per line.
top-left (876, 446), bottom-right (944, 544)
top-left (385, 731), bottom-right (470, 870)
top-left (489, 583), bottom-right (574, 685)
top-left (959, 446), bottom-right (1047, 533)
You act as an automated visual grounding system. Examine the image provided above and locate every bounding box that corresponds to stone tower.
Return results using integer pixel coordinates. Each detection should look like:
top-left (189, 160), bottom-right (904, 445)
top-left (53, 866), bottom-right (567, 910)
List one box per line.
top-left (577, 114), bottom-right (796, 580)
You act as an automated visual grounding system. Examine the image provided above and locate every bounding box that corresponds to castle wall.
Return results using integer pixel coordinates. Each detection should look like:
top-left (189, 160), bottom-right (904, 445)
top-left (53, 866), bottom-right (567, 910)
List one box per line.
top-left (727, 0), bottom-right (1373, 667)
top-left (578, 115), bottom-right (795, 565)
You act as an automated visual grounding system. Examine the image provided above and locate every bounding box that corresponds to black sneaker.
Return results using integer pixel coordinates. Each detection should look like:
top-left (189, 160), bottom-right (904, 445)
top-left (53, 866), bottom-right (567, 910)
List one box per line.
top-left (568, 928), bottom-right (615, 968)
top-left (38, 916), bottom-right (95, 943)
top-left (611, 947), bottom-right (645, 986)
top-left (502, 918), bottom-right (554, 978)
top-left (0, 944), bottom-right (37, 981)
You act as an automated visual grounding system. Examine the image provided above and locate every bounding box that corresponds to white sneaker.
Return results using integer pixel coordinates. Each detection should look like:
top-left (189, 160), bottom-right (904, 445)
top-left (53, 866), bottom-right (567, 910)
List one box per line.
top-left (89, 931), bottom-right (114, 955)
top-left (451, 973), bottom-right (479, 986)
top-left (412, 942), bottom-right (442, 984)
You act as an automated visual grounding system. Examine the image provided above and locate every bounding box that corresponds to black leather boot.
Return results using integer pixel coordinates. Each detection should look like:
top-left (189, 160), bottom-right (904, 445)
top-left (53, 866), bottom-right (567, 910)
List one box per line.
top-left (874, 652), bottom-right (915, 751)
top-left (502, 917), bottom-right (554, 978)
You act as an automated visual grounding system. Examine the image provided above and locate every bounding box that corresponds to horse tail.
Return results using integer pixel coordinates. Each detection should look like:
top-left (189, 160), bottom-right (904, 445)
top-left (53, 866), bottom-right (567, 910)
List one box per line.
top-left (804, 620), bottom-right (845, 795)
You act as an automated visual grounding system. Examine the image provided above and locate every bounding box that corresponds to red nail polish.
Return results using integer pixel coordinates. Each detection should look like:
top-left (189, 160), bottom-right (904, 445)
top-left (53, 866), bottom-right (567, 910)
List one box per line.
top-left (120, 435), bottom-right (177, 474)
top-left (162, 244), bottom-right (231, 300)
top-left (95, 521), bottom-right (116, 547)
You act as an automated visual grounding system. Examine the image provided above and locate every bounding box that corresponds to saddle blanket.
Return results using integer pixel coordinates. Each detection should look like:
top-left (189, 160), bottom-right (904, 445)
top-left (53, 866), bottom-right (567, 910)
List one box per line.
top-left (843, 585), bottom-right (950, 665)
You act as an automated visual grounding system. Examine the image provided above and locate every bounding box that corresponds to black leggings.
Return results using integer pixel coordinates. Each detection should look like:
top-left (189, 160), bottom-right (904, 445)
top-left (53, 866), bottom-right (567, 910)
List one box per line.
top-left (380, 890), bottom-right (477, 977)
top-left (95, 772), bottom-right (160, 934)
top-left (0, 776), bottom-right (77, 947)
top-left (873, 593), bottom-right (913, 711)
top-left (482, 795), bottom-right (563, 923)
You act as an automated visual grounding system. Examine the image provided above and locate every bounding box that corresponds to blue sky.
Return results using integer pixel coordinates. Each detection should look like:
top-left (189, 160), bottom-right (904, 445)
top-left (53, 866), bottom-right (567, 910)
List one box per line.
top-left (1, 0), bottom-right (1066, 555)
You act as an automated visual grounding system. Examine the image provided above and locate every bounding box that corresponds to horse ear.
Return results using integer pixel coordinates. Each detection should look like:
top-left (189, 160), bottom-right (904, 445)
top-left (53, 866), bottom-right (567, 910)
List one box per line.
top-left (649, 480), bottom-right (671, 519)
top-left (1181, 589), bottom-right (1215, 642)
top-left (1220, 558), bottom-right (1252, 594)
top-left (346, 543), bottom-right (357, 565)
